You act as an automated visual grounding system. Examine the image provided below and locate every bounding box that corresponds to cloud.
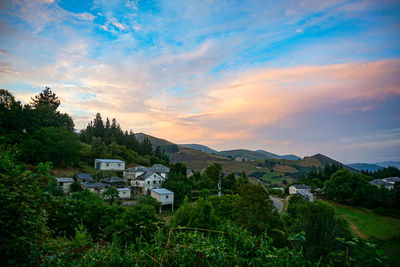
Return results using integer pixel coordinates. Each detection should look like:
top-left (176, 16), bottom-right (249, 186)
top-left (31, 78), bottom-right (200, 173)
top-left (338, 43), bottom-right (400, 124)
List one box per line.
top-left (0, 49), bottom-right (8, 55)
top-left (72, 12), bottom-right (96, 21)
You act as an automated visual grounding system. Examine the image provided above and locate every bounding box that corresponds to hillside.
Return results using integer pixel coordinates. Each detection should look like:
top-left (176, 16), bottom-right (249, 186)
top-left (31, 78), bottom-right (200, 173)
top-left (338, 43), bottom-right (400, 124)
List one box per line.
top-left (291, 153), bottom-right (356, 170)
top-left (169, 147), bottom-right (259, 174)
top-left (134, 133), bottom-right (178, 154)
top-left (179, 144), bottom-right (218, 154)
top-left (256, 150), bottom-right (301, 160)
top-left (348, 163), bottom-right (382, 172)
top-left (217, 149), bottom-right (267, 160)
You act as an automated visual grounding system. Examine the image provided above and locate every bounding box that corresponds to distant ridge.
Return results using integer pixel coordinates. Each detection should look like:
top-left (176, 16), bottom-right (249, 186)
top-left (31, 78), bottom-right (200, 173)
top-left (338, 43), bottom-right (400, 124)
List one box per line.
top-left (348, 163), bottom-right (382, 172)
top-left (376, 161), bottom-right (400, 169)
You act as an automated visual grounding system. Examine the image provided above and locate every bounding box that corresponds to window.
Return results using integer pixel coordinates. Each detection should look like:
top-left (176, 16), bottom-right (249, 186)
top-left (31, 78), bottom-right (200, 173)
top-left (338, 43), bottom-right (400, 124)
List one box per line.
top-left (118, 163), bottom-right (121, 167)
top-left (154, 174), bottom-right (156, 178)
top-left (159, 180), bottom-right (162, 184)
top-left (166, 195), bottom-right (169, 199)
top-left (106, 163), bottom-right (109, 167)
top-left (136, 181), bottom-right (139, 185)
top-left (153, 181), bottom-right (156, 184)
top-left (147, 181), bottom-right (150, 184)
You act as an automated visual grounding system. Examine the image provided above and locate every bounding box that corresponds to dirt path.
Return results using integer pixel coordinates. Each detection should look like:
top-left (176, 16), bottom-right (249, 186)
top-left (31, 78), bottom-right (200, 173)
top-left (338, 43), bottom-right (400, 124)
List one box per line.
top-left (346, 217), bottom-right (367, 239)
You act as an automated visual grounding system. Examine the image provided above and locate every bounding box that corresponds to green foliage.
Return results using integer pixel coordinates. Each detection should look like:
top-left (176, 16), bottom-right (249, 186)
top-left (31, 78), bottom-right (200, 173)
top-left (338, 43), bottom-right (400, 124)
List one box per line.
top-left (171, 197), bottom-right (218, 229)
top-left (0, 146), bottom-right (52, 265)
top-left (103, 186), bottom-right (120, 205)
top-left (163, 171), bottom-right (193, 208)
top-left (19, 127), bottom-right (81, 167)
top-left (112, 204), bottom-right (161, 245)
top-left (70, 181), bottom-right (82, 192)
top-left (287, 199), bottom-right (352, 262)
top-left (234, 184), bottom-right (281, 235)
top-left (139, 196), bottom-right (161, 211)
top-left (222, 173), bottom-right (237, 192)
top-left (46, 181), bottom-right (65, 196)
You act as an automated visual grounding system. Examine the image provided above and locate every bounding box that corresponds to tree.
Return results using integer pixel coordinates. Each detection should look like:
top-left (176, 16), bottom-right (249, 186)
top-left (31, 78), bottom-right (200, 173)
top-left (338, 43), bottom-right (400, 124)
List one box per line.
top-left (323, 170), bottom-right (366, 204)
top-left (30, 87), bottom-right (60, 110)
top-left (70, 182), bottom-right (82, 192)
top-left (0, 146), bottom-right (52, 265)
top-left (103, 187), bottom-right (120, 205)
top-left (203, 163), bottom-right (222, 187)
top-left (233, 184), bottom-right (280, 235)
top-left (222, 173), bottom-right (237, 192)
top-left (171, 197), bottom-right (218, 229)
top-left (20, 127), bottom-right (81, 167)
top-left (90, 137), bottom-right (106, 158)
top-left (163, 172), bottom-right (193, 208)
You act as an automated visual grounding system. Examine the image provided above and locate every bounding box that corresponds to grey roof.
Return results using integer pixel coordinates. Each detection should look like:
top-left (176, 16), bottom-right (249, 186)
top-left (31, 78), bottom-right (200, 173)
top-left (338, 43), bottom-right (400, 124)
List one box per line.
top-left (125, 166), bottom-right (149, 172)
top-left (76, 173), bottom-right (94, 182)
top-left (136, 171), bottom-right (162, 181)
top-left (292, 184), bottom-right (311, 190)
top-left (102, 176), bottom-right (125, 183)
top-left (151, 188), bottom-right (173, 195)
top-left (149, 164), bottom-right (170, 173)
top-left (369, 179), bottom-right (391, 187)
top-left (95, 159), bottom-right (125, 163)
top-left (55, 177), bottom-right (74, 183)
top-left (82, 182), bottom-right (106, 188)
top-left (382, 177), bottom-right (400, 183)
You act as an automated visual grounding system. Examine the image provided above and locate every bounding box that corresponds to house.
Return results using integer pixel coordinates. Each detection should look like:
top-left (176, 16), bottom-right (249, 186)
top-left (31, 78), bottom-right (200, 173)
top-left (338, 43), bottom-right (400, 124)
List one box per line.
top-left (76, 173), bottom-right (95, 183)
top-left (82, 182), bottom-right (107, 194)
top-left (55, 177), bottom-right (74, 193)
top-left (289, 184), bottom-right (311, 195)
top-left (100, 187), bottom-right (131, 199)
top-left (131, 171), bottom-right (165, 195)
top-left (369, 177), bottom-right (400, 190)
top-left (94, 159), bottom-right (125, 171)
top-left (289, 184), bottom-right (313, 202)
top-left (151, 188), bottom-right (174, 213)
top-left (102, 176), bottom-right (126, 188)
top-left (123, 164), bottom-right (170, 195)
top-left (148, 164), bottom-right (170, 178)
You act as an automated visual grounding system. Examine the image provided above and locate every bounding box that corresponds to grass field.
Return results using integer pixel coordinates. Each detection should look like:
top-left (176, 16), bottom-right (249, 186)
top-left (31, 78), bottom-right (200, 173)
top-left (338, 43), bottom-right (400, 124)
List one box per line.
top-left (325, 201), bottom-right (400, 265)
top-left (329, 202), bottom-right (400, 240)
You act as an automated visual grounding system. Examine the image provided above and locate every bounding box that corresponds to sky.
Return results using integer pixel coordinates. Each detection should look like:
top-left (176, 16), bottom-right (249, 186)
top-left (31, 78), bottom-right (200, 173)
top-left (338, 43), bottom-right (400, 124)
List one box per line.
top-left (0, 0), bottom-right (400, 163)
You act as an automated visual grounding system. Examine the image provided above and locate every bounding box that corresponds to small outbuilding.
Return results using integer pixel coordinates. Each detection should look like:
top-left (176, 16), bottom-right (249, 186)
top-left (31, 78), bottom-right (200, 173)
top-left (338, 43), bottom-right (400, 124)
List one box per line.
top-left (55, 177), bottom-right (74, 193)
top-left (76, 173), bottom-right (95, 183)
top-left (151, 188), bottom-right (174, 214)
top-left (102, 176), bottom-right (126, 188)
top-left (94, 159), bottom-right (125, 171)
top-left (82, 182), bottom-right (107, 194)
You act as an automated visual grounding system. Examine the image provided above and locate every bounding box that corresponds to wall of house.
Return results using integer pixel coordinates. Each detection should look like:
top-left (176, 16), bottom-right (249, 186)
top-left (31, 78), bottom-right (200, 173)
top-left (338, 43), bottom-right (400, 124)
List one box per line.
top-left (118, 189), bottom-right (131, 199)
top-left (59, 182), bottom-right (72, 193)
top-left (95, 161), bottom-right (125, 171)
top-left (289, 186), bottom-right (297, 195)
top-left (143, 174), bottom-right (165, 195)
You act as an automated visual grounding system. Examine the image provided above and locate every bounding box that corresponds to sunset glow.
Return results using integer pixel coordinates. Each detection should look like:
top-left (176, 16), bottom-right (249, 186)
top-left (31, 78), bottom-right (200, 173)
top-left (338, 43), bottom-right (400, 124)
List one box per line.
top-left (1, 0), bottom-right (399, 162)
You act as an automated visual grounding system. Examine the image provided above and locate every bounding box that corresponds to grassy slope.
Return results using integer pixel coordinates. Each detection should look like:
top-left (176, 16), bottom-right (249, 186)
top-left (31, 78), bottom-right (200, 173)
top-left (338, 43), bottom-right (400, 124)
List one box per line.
top-left (325, 201), bottom-right (400, 265)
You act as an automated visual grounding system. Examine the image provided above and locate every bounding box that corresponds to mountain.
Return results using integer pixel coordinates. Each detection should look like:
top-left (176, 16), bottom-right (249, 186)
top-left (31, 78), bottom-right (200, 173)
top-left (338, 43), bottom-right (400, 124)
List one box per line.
top-left (256, 150), bottom-right (301, 160)
top-left (134, 133), bottom-right (178, 154)
top-left (376, 161), bottom-right (400, 169)
top-left (348, 163), bottom-right (382, 172)
top-left (179, 144), bottom-right (218, 154)
top-left (295, 153), bottom-right (356, 171)
top-left (217, 149), bottom-right (267, 160)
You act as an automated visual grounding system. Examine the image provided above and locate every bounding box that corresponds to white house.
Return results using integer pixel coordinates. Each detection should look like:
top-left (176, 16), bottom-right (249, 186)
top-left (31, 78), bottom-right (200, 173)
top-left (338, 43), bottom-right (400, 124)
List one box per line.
top-left (289, 184), bottom-right (311, 195)
top-left (289, 184), bottom-right (313, 202)
top-left (94, 159), bottom-right (125, 171)
top-left (100, 187), bottom-right (131, 199)
top-left (131, 171), bottom-right (165, 195)
top-left (151, 188), bottom-right (174, 213)
top-left (55, 177), bottom-right (74, 193)
top-left (123, 164), bottom-right (170, 181)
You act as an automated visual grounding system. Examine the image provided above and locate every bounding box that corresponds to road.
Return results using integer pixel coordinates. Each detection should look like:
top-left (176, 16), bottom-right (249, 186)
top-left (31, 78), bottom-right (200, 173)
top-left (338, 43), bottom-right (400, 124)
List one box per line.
top-left (270, 196), bottom-right (283, 213)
